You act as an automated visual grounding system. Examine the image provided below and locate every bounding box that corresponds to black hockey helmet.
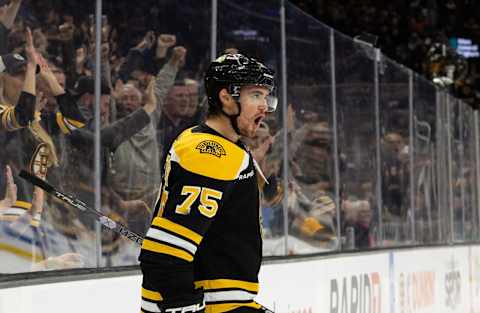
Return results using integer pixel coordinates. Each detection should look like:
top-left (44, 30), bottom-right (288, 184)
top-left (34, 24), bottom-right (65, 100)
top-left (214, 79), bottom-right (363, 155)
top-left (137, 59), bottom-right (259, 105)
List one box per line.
top-left (204, 53), bottom-right (277, 113)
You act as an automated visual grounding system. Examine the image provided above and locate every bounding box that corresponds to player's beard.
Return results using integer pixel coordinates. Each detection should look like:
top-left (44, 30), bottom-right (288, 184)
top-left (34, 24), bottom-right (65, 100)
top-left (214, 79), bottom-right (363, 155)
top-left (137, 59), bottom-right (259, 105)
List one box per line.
top-left (237, 115), bottom-right (257, 138)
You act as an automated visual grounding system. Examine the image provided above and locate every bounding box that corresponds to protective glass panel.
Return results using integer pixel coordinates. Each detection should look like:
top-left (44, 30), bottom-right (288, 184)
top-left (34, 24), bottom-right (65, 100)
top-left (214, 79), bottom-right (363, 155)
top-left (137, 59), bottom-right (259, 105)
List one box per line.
top-left (449, 98), bottom-right (471, 243)
top-left (446, 93), bottom-right (460, 242)
top-left (218, 0), bottom-right (284, 256)
top-left (99, 0), bottom-right (212, 266)
top-left (461, 102), bottom-right (478, 241)
top-left (412, 74), bottom-right (440, 244)
top-left (435, 90), bottom-right (452, 243)
top-left (473, 110), bottom-right (480, 242)
top-left (0, 1), bottom-right (98, 273)
top-left (335, 31), bottom-right (378, 250)
top-left (378, 56), bottom-right (411, 246)
top-left (284, 2), bottom-right (335, 254)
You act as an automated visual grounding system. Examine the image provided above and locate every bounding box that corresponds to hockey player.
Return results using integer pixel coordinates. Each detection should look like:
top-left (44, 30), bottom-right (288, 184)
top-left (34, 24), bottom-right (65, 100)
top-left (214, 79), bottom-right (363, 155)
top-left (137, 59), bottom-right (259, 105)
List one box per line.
top-left (139, 53), bottom-right (277, 313)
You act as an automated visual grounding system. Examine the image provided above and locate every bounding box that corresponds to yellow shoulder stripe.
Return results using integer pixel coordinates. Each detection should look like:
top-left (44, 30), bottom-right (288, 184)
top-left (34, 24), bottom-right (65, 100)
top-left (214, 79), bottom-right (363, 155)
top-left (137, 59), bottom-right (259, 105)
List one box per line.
top-left (141, 287), bottom-right (163, 301)
top-left (141, 239), bottom-right (193, 262)
top-left (194, 279), bottom-right (259, 293)
top-left (1, 106), bottom-right (22, 130)
top-left (65, 118), bottom-right (85, 128)
top-left (151, 217), bottom-right (202, 245)
top-left (172, 128), bottom-right (247, 181)
top-left (56, 112), bottom-right (70, 134)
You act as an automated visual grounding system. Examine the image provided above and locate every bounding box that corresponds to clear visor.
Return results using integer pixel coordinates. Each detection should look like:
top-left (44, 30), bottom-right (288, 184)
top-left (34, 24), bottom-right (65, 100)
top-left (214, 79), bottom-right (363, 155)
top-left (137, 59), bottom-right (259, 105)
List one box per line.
top-left (235, 84), bottom-right (278, 113)
top-left (266, 94), bottom-right (278, 113)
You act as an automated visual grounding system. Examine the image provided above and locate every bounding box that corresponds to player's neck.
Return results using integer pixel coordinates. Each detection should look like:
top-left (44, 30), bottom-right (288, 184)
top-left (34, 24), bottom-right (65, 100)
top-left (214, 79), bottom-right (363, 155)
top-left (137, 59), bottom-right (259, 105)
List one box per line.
top-left (205, 115), bottom-right (240, 143)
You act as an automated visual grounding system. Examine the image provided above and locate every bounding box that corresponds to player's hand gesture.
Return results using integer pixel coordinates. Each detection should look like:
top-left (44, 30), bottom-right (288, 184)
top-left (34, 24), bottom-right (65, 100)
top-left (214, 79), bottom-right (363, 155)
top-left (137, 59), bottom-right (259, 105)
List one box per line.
top-left (0, 165), bottom-right (17, 209)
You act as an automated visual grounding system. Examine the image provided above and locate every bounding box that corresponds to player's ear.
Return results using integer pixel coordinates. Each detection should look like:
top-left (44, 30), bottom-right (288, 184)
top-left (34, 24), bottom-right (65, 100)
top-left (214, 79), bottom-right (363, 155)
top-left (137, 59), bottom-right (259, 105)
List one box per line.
top-left (218, 88), bottom-right (237, 114)
top-left (219, 88), bottom-right (232, 103)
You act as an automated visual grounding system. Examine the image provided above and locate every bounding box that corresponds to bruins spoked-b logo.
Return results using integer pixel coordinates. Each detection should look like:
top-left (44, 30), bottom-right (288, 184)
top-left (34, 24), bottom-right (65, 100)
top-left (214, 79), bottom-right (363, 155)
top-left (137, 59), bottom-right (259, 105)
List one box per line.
top-left (196, 140), bottom-right (226, 158)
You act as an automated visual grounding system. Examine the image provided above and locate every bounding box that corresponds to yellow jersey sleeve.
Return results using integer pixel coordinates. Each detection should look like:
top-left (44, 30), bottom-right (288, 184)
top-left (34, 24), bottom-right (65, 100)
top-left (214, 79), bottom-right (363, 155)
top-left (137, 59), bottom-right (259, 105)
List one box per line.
top-left (171, 128), bottom-right (249, 181)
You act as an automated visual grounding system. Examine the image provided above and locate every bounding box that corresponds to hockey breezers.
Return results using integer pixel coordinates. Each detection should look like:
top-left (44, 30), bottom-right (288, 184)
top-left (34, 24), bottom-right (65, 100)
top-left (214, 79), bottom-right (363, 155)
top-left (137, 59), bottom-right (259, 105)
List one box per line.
top-left (19, 170), bottom-right (144, 246)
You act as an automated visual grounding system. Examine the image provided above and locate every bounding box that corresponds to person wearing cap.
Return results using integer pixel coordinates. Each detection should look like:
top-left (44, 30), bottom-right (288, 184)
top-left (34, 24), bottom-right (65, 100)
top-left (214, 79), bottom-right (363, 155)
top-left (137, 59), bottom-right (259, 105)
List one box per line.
top-left (0, 28), bottom-right (72, 272)
top-left (51, 74), bottom-right (153, 208)
top-left (0, 52), bottom-right (36, 131)
top-left (139, 53), bottom-right (277, 313)
top-left (0, 38), bottom-right (100, 256)
top-left (69, 75), bottom-right (112, 125)
top-left (0, 29), bottom-right (41, 213)
top-left (27, 76), bottom-right (161, 271)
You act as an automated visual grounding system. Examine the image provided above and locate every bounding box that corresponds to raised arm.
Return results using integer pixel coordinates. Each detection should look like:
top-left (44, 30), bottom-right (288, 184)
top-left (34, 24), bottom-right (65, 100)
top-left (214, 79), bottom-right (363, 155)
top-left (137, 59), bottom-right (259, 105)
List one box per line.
top-left (67, 82), bottom-right (154, 150)
top-left (0, 0), bottom-right (22, 30)
top-left (1, 28), bottom-right (37, 130)
top-left (152, 46), bottom-right (186, 119)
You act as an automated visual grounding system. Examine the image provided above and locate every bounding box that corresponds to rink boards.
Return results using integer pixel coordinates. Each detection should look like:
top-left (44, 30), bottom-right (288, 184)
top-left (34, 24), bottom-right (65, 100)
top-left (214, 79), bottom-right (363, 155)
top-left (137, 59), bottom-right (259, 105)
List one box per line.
top-left (1, 245), bottom-right (480, 313)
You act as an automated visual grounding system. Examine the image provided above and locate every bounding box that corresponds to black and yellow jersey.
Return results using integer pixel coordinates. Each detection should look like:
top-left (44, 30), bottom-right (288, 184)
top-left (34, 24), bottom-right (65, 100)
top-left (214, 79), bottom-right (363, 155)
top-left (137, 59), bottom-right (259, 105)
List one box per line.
top-left (0, 92), bottom-right (86, 228)
top-left (139, 123), bottom-right (263, 313)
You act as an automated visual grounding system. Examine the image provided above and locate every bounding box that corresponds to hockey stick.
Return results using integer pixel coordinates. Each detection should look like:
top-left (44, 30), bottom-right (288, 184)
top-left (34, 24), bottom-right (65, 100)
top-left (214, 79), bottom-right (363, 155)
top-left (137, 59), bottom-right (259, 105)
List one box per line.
top-left (19, 170), bottom-right (144, 246)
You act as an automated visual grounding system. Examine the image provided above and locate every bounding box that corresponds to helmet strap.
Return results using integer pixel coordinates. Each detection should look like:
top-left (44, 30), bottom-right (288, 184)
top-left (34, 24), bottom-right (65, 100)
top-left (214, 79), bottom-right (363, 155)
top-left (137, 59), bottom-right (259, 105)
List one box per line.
top-left (220, 98), bottom-right (242, 136)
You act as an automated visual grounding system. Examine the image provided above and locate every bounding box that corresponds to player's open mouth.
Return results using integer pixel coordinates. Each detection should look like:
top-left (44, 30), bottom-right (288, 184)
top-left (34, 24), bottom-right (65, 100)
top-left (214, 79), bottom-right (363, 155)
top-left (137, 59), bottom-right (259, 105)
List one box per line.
top-left (254, 116), bottom-right (263, 126)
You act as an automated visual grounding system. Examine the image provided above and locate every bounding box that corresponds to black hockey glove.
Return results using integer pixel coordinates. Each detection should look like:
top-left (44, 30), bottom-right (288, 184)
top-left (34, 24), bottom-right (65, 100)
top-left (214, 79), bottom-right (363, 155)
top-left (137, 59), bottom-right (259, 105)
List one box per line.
top-left (158, 291), bottom-right (205, 313)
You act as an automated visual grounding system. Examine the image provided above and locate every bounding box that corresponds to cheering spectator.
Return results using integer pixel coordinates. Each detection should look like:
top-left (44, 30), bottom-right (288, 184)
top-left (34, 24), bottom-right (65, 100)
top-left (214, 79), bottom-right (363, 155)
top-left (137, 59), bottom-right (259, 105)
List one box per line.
top-left (105, 45), bottom-right (186, 235)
